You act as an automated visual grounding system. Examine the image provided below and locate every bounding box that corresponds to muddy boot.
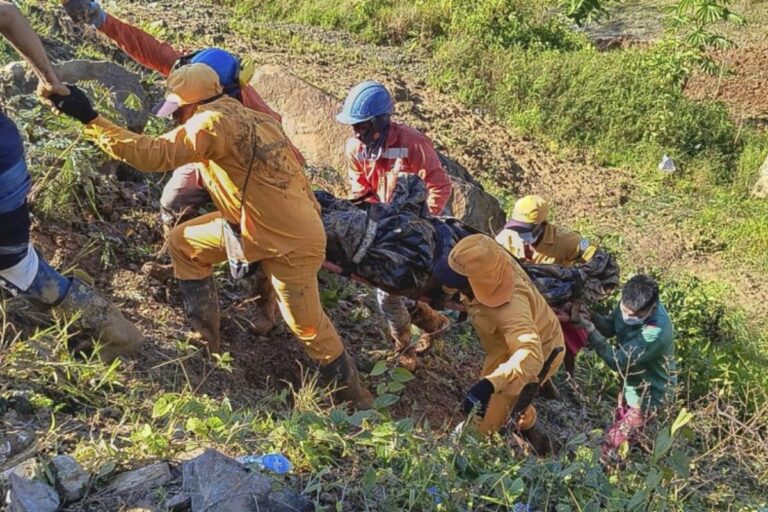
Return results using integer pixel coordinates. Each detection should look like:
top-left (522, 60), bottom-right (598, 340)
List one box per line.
top-left (54, 278), bottom-right (144, 363)
top-left (521, 420), bottom-right (560, 456)
top-left (320, 351), bottom-right (374, 410)
top-left (179, 276), bottom-right (221, 354)
top-left (249, 265), bottom-right (278, 336)
top-left (391, 325), bottom-right (417, 371)
top-left (409, 302), bottom-right (450, 354)
top-left (539, 379), bottom-right (561, 400)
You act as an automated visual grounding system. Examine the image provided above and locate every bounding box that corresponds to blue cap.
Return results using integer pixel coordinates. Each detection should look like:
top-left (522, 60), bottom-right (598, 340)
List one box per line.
top-left (190, 48), bottom-right (239, 88)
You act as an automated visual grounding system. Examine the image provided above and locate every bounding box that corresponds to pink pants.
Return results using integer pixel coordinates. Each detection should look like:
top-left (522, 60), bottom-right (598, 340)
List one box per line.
top-left (603, 403), bottom-right (647, 455)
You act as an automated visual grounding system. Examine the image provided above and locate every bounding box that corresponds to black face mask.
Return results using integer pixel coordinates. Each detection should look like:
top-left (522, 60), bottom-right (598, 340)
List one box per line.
top-left (354, 115), bottom-right (391, 160)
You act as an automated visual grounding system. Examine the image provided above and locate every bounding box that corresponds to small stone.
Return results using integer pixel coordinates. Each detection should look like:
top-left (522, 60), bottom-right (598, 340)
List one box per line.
top-left (165, 493), bottom-right (191, 511)
top-left (0, 458), bottom-right (37, 483)
top-left (103, 462), bottom-right (172, 496)
top-left (6, 473), bottom-right (60, 512)
top-left (51, 454), bottom-right (89, 502)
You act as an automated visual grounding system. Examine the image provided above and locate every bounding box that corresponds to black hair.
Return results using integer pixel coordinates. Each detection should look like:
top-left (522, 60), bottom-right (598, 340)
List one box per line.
top-left (621, 274), bottom-right (660, 312)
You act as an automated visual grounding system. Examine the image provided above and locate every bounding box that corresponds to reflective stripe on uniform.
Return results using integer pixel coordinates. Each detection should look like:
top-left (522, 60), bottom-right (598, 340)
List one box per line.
top-left (355, 147), bottom-right (409, 162)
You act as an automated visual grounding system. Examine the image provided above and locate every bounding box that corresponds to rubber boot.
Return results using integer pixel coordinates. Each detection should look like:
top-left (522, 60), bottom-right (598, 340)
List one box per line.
top-left (521, 420), bottom-right (560, 456)
top-left (409, 301), bottom-right (450, 354)
top-left (179, 276), bottom-right (221, 354)
top-left (539, 379), bottom-right (561, 400)
top-left (391, 324), bottom-right (417, 371)
top-left (54, 278), bottom-right (144, 363)
top-left (249, 265), bottom-right (278, 336)
top-left (319, 350), bottom-right (374, 410)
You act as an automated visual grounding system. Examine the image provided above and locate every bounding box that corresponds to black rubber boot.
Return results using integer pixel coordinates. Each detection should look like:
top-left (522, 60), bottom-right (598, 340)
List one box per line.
top-left (521, 420), bottom-right (561, 456)
top-left (54, 278), bottom-right (144, 362)
top-left (179, 276), bottom-right (221, 354)
top-left (319, 351), bottom-right (374, 410)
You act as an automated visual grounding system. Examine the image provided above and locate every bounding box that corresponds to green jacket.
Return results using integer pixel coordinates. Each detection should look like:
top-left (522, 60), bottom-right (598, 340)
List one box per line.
top-left (588, 304), bottom-right (675, 410)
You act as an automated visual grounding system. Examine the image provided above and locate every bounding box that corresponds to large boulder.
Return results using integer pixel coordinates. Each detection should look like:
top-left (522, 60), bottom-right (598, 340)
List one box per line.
top-left (1, 60), bottom-right (149, 132)
top-left (251, 65), bottom-right (505, 233)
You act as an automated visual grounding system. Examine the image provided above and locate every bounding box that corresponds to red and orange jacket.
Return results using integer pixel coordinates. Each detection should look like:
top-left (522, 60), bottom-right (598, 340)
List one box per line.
top-left (344, 122), bottom-right (452, 215)
top-left (97, 13), bottom-right (305, 165)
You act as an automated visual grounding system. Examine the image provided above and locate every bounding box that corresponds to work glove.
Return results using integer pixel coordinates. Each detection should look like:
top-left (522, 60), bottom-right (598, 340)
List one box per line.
top-left (50, 85), bottom-right (99, 124)
top-left (462, 378), bottom-right (494, 417)
top-left (61, 0), bottom-right (106, 28)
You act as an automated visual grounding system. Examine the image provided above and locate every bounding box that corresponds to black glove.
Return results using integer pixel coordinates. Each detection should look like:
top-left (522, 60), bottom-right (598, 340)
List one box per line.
top-left (462, 378), bottom-right (494, 417)
top-left (50, 85), bottom-right (98, 124)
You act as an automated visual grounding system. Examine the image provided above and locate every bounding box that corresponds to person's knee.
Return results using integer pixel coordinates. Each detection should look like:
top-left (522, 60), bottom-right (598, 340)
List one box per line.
top-left (167, 225), bottom-right (190, 263)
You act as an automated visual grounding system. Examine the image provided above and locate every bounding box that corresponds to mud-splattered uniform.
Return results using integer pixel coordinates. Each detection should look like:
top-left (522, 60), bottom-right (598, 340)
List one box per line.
top-left (84, 96), bottom-right (343, 363)
top-left (96, 13), bottom-right (304, 224)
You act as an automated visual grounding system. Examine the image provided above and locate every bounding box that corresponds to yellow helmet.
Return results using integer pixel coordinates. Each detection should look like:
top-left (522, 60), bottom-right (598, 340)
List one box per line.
top-left (510, 195), bottom-right (549, 226)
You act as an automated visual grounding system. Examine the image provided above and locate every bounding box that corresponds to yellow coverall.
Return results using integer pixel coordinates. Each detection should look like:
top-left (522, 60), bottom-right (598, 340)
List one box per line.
top-left (463, 261), bottom-right (565, 434)
top-left (496, 224), bottom-right (595, 266)
top-left (85, 96), bottom-right (344, 363)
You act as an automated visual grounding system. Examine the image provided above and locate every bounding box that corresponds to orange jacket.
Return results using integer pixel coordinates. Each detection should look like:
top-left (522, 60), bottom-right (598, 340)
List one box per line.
top-left (98, 13), bottom-right (306, 165)
top-left (344, 122), bottom-right (452, 215)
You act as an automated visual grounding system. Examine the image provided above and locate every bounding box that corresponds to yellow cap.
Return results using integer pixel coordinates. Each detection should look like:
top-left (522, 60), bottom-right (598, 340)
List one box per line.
top-left (448, 234), bottom-right (514, 307)
top-left (156, 64), bottom-right (223, 116)
top-left (511, 195), bottom-right (549, 226)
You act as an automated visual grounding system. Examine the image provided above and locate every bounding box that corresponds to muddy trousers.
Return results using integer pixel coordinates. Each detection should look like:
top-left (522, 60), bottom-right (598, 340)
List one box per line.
top-left (168, 212), bottom-right (345, 363)
top-left (159, 163), bottom-right (210, 227)
top-left (478, 348), bottom-right (565, 435)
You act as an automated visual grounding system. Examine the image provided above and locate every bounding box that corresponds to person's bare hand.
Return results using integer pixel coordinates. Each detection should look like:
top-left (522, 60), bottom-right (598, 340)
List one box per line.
top-left (36, 81), bottom-right (70, 99)
top-left (61, 0), bottom-right (94, 24)
top-left (552, 305), bottom-right (571, 322)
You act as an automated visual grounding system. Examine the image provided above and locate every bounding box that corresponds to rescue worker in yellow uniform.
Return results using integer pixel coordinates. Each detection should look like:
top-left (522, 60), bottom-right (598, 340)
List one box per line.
top-left (50, 64), bottom-right (373, 409)
top-left (434, 234), bottom-right (565, 454)
top-left (496, 195), bottom-right (598, 378)
top-left (495, 195), bottom-right (597, 265)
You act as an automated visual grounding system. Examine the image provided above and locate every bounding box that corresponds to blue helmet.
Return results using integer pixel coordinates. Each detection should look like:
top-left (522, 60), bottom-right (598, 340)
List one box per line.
top-left (336, 80), bottom-right (394, 125)
top-left (190, 48), bottom-right (239, 88)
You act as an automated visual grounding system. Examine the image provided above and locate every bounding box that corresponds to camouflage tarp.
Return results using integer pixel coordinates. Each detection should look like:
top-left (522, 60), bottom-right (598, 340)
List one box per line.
top-left (316, 175), bottom-right (619, 305)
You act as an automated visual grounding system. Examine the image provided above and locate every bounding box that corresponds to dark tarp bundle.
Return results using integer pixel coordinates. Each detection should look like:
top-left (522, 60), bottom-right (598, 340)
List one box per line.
top-left (523, 250), bottom-right (620, 305)
top-left (315, 175), bottom-right (439, 296)
top-left (316, 175), bottom-right (619, 306)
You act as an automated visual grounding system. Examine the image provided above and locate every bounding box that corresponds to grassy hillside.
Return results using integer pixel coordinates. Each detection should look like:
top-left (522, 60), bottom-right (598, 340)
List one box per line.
top-left (1, 0), bottom-right (767, 510)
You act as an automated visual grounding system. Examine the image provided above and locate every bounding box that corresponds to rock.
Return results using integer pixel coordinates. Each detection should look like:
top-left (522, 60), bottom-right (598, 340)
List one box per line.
top-left (166, 493), bottom-right (191, 511)
top-left (751, 155), bottom-right (768, 198)
top-left (51, 454), bottom-right (89, 502)
top-left (0, 458), bottom-right (37, 483)
top-left (6, 473), bottom-right (60, 512)
top-left (0, 60), bottom-right (149, 132)
top-left (182, 449), bottom-right (313, 512)
top-left (251, 65), bottom-right (503, 231)
top-left (103, 462), bottom-right (172, 496)
top-left (445, 177), bottom-right (506, 233)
